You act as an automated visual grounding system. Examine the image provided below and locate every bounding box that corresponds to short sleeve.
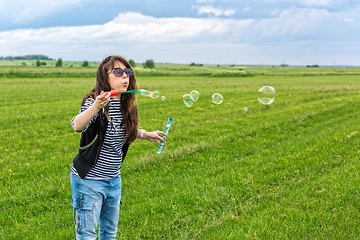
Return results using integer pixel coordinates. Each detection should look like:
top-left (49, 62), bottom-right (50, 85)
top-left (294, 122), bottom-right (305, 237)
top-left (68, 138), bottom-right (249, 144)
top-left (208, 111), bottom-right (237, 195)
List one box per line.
top-left (71, 98), bottom-right (99, 132)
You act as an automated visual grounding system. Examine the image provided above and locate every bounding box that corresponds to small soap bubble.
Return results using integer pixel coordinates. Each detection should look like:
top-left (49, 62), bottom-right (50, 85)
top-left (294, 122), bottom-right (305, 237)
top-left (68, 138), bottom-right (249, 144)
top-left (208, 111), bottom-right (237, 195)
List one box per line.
top-left (183, 94), bottom-right (194, 107)
top-left (152, 90), bottom-right (160, 99)
top-left (211, 93), bottom-right (223, 104)
top-left (244, 107), bottom-right (248, 112)
top-left (161, 96), bottom-right (166, 101)
top-left (190, 90), bottom-right (200, 101)
top-left (258, 86), bottom-right (275, 105)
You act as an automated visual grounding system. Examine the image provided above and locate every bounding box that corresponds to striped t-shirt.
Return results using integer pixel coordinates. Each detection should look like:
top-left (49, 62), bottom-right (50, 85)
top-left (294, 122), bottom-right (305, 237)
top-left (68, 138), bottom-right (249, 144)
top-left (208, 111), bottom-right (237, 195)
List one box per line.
top-left (71, 98), bottom-right (127, 180)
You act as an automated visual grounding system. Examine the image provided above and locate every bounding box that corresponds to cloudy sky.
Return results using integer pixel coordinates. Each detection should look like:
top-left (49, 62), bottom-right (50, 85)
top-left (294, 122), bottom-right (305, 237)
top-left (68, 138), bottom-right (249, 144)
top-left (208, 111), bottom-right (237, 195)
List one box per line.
top-left (0, 0), bottom-right (359, 65)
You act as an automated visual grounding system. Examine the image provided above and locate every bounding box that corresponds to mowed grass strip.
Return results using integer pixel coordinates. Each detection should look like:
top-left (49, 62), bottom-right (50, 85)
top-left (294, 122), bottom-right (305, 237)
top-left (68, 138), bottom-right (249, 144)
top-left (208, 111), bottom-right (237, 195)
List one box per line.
top-left (1, 68), bottom-right (360, 239)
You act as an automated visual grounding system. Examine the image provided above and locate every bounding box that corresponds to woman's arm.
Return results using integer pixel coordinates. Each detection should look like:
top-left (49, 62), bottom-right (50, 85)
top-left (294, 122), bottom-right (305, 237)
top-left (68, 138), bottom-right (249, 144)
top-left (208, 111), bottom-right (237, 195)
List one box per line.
top-left (137, 128), bottom-right (164, 144)
top-left (72, 92), bottom-right (111, 132)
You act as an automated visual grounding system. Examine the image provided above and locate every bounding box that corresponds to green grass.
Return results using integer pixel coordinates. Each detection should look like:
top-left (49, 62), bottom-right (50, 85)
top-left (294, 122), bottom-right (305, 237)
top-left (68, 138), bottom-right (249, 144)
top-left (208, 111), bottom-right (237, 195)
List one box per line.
top-left (1, 64), bottom-right (360, 239)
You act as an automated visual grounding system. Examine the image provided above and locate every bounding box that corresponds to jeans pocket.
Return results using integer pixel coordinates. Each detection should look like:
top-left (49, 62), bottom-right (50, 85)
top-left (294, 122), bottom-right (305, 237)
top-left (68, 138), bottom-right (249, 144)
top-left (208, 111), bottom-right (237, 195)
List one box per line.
top-left (72, 194), bottom-right (94, 234)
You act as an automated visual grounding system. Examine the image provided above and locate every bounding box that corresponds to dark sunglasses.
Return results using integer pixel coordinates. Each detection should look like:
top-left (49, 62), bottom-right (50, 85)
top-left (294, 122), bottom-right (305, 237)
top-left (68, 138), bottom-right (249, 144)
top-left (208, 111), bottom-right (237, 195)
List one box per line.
top-left (112, 68), bottom-right (133, 77)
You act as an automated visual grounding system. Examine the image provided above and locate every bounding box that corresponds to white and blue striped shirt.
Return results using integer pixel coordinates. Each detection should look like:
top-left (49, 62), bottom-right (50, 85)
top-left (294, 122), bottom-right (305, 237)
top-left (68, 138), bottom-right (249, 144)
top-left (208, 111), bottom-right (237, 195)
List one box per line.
top-left (71, 98), bottom-right (127, 180)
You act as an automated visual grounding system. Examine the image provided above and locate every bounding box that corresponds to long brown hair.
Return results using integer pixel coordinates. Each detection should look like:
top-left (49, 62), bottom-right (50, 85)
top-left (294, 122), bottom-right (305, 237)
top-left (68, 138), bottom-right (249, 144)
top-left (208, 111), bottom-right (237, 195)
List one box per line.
top-left (81, 55), bottom-right (138, 142)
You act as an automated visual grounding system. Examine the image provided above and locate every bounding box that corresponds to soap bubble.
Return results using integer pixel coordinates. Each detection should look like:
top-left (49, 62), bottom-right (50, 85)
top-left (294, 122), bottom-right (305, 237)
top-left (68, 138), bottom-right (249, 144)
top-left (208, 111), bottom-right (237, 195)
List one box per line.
top-left (161, 96), bottom-right (166, 101)
top-left (183, 94), bottom-right (194, 107)
top-left (244, 107), bottom-right (248, 112)
top-left (152, 90), bottom-right (160, 99)
top-left (139, 89), bottom-right (147, 93)
top-left (140, 89), bottom-right (160, 99)
top-left (258, 86), bottom-right (275, 105)
top-left (211, 93), bottom-right (223, 104)
top-left (141, 90), bottom-right (151, 97)
top-left (190, 90), bottom-right (200, 101)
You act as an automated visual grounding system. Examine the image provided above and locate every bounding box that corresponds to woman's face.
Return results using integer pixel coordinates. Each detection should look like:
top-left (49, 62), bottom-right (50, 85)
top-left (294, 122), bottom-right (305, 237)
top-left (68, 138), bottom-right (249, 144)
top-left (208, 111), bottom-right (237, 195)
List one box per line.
top-left (108, 61), bottom-right (130, 98)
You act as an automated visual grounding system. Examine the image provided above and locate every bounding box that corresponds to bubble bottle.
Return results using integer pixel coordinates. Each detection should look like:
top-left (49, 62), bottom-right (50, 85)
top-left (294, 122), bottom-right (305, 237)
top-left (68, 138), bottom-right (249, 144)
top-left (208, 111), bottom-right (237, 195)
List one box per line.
top-left (157, 117), bottom-right (173, 154)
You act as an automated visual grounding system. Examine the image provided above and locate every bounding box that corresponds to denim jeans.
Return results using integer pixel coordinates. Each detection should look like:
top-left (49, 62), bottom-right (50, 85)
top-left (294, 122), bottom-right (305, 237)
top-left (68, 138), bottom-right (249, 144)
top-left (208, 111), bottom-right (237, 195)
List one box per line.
top-left (70, 173), bottom-right (122, 240)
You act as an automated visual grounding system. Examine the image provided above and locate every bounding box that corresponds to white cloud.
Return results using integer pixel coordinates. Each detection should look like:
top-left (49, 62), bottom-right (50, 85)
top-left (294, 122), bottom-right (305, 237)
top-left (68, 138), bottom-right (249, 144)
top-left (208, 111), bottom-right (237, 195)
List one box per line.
top-left (0, 0), bottom-right (85, 23)
top-left (192, 5), bottom-right (236, 17)
top-left (0, 9), bottom-right (359, 65)
top-left (258, 7), bottom-right (330, 37)
top-left (104, 12), bottom-right (249, 41)
top-left (0, 12), bottom-right (254, 60)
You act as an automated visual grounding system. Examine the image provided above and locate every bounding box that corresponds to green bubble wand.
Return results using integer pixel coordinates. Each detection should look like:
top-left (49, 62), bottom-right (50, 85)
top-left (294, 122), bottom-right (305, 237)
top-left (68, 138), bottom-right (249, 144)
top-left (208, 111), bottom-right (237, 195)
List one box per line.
top-left (106, 89), bottom-right (147, 97)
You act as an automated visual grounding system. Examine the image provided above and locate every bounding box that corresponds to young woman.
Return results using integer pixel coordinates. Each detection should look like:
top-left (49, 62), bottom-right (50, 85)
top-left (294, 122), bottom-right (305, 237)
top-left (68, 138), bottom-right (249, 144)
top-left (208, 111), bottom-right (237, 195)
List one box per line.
top-left (70, 55), bottom-right (163, 239)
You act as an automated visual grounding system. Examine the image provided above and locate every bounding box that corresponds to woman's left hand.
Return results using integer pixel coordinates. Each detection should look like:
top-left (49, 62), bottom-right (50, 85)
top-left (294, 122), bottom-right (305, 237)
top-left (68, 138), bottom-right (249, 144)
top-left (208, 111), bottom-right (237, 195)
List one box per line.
top-left (145, 130), bottom-right (164, 144)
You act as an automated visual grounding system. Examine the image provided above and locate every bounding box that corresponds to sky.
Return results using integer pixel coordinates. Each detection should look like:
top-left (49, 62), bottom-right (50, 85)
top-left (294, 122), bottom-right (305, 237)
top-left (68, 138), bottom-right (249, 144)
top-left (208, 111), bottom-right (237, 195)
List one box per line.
top-left (0, 0), bottom-right (359, 65)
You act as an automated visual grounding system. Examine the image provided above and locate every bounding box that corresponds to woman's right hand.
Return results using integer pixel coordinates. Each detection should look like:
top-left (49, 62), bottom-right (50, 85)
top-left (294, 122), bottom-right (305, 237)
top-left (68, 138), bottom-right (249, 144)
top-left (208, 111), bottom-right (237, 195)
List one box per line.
top-left (94, 91), bottom-right (111, 110)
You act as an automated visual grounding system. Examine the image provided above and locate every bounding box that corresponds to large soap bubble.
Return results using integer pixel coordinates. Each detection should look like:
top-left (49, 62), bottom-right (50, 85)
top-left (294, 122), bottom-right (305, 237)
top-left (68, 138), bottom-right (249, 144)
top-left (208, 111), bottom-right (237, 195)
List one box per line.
top-left (183, 94), bottom-right (194, 107)
top-left (257, 86), bottom-right (275, 105)
top-left (211, 93), bottom-right (223, 104)
top-left (190, 90), bottom-right (200, 101)
top-left (152, 90), bottom-right (160, 99)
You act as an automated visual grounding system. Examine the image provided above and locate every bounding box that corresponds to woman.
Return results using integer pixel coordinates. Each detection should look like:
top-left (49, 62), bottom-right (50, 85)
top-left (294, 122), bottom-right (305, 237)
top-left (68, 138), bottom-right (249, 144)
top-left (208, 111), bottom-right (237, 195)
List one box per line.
top-left (70, 55), bottom-right (163, 239)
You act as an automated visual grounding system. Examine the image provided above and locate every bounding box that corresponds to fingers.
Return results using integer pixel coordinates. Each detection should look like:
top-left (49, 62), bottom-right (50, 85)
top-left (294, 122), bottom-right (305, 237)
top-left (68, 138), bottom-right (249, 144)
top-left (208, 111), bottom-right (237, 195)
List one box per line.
top-left (155, 131), bottom-right (165, 142)
top-left (96, 91), bottom-right (111, 108)
top-left (99, 91), bottom-right (111, 99)
top-left (145, 131), bottom-right (164, 143)
top-left (157, 130), bottom-right (164, 137)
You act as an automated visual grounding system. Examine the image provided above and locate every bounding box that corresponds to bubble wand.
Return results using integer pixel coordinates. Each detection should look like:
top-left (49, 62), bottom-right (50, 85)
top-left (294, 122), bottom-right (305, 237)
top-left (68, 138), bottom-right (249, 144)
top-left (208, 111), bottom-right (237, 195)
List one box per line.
top-left (157, 117), bottom-right (173, 154)
top-left (105, 89), bottom-right (147, 97)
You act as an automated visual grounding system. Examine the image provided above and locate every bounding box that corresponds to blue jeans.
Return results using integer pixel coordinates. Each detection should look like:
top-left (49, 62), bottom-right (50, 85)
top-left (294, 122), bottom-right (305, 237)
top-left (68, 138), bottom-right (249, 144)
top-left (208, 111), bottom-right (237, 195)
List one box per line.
top-left (70, 173), bottom-right (122, 240)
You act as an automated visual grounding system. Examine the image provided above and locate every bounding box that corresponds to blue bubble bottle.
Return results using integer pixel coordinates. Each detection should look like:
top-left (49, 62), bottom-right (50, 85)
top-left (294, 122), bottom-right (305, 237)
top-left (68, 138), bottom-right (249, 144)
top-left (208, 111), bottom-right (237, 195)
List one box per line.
top-left (157, 117), bottom-right (173, 154)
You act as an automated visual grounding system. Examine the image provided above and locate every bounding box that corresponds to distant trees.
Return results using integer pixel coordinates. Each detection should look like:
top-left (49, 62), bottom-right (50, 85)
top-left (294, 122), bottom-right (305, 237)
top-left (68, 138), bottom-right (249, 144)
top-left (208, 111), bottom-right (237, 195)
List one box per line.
top-left (1, 54), bottom-right (53, 60)
top-left (307, 64), bottom-right (319, 67)
top-left (36, 60), bottom-right (47, 66)
top-left (81, 60), bottom-right (89, 67)
top-left (55, 58), bottom-right (63, 67)
top-left (128, 59), bottom-right (136, 67)
top-left (143, 59), bottom-right (155, 69)
top-left (189, 62), bottom-right (203, 66)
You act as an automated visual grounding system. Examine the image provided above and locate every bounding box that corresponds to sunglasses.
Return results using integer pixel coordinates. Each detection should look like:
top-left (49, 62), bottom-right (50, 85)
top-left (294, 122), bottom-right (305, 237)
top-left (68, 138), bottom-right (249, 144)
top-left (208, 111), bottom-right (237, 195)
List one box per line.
top-left (112, 67), bottom-right (133, 77)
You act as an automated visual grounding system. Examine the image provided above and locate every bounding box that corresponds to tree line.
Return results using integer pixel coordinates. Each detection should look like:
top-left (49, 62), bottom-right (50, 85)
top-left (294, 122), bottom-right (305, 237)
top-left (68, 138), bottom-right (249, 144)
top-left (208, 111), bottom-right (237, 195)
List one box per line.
top-left (1, 55), bottom-right (157, 69)
top-left (0, 54), bottom-right (54, 61)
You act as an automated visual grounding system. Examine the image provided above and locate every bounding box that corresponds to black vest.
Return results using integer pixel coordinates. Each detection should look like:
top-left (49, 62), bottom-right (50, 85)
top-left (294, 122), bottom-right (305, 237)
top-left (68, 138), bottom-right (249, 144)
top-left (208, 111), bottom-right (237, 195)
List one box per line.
top-left (72, 110), bottom-right (130, 179)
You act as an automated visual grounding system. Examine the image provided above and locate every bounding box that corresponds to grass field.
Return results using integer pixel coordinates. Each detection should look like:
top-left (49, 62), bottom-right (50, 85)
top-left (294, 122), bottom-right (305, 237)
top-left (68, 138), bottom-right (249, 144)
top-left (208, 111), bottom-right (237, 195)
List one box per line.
top-left (1, 63), bottom-right (360, 239)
